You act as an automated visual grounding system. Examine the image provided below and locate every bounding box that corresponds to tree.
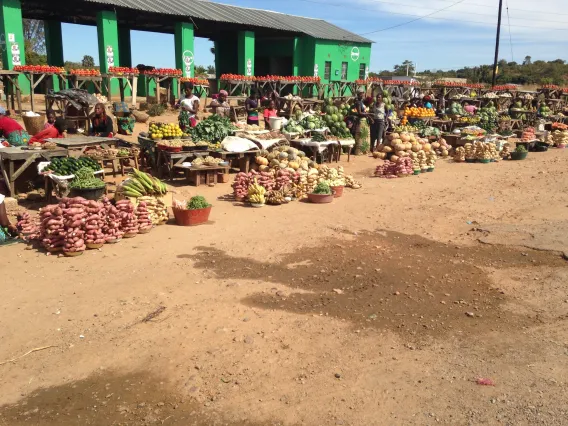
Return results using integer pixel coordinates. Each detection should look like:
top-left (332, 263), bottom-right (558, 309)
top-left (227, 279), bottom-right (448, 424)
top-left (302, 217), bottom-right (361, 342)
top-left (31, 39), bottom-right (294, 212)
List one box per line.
top-left (23, 19), bottom-right (46, 65)
top-left (82, 55), bottom-right (95, 67)
top-left (206, 65), bottom-right (215, 75)
top-left (393, 60), bottom-right (414, 76)
top-left (194, 65), bottom-right (207, 77)
top-left (523, 56), bottom-right (532, 66)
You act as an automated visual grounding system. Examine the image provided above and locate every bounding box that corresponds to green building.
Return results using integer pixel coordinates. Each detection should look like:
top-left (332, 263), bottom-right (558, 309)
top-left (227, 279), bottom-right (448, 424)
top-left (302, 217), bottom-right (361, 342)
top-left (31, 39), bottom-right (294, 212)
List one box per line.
top-left (2, 0), bottom-right (372, 96)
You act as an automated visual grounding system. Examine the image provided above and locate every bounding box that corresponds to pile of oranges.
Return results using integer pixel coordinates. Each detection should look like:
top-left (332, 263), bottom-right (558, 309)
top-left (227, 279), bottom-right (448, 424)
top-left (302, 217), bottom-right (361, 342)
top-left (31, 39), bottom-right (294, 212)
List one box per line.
top-left (404, 107), bottom-right (435, 118)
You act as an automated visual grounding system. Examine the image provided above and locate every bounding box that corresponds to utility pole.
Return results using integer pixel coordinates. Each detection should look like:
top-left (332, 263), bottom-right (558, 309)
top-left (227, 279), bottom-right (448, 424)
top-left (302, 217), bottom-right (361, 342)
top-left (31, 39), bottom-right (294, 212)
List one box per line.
top-left (491, 0), bottom-right (503, 87)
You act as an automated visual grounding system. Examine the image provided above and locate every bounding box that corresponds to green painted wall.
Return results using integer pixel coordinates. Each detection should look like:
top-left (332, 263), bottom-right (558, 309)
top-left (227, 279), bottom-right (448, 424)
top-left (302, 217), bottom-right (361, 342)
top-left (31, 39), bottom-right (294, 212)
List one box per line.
top-left (0, 0), bottom-right (28, 95)
top-left (96, 10), bottom-right (120, 95)
top-left (45, 20), bottom-right (64, 91)
top-left (314, 39), bottom-right (371, 95)
top-left (174, 22), bottom-right (194, 97)
top-left (238, 31), bottom-right (255, 77)
top-left (117, 27), bottom-right (132, 97)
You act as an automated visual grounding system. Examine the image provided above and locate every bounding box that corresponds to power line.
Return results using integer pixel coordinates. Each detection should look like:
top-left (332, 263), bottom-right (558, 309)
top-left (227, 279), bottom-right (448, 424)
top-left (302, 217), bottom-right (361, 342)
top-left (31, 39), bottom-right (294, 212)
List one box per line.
top-left (505, 0), bottom-right (514, 62)
top-left (410, 0), bottom-right (568, 17)
top-left (272, 0), bottom-right (568, 31)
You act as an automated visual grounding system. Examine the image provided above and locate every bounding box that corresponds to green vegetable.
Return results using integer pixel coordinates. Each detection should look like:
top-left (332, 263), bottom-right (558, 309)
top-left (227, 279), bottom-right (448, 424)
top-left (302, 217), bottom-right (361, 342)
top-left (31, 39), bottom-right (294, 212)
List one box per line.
top-left (187, 195), bottom-right (210, 210)
top-left (44, 157), bottom-right (101, 176)
top-left (311, 132), bottom-right (326, 142)
top-left (313, 182), bottom-right (332, 195)
top-left (188, 115), bottom-right (236, 143)
top-left (515, 145), bottom-right (527, 153)
top-left (69, 167), bottom-right (105, 190)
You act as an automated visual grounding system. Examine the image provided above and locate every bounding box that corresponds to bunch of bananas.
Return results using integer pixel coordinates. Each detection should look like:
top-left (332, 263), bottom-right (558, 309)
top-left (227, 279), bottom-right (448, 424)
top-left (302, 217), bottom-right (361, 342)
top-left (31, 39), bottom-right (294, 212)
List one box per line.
top-left (248, 179), bottom-right (266, 204)
top-left (266, 189), bottom-right (289, 206)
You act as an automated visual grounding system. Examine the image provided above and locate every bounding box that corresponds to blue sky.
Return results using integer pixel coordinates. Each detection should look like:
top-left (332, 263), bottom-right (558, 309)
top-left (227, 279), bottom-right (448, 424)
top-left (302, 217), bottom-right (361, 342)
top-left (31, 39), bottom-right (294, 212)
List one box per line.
top-left (61, 0), bottom-right (568, 73)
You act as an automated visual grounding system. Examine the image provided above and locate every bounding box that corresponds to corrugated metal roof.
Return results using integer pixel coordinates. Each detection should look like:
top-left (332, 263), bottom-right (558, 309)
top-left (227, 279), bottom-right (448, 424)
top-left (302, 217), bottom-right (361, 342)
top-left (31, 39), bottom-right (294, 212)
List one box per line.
top-left (83, 0), bottom-right (372, 43)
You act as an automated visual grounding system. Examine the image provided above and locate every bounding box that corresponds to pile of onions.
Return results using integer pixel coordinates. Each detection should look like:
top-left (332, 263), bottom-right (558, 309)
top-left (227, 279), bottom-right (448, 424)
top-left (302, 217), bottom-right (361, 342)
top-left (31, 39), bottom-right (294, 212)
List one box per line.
top-left (396, 157), bottom-right (414, 175)
top-left (39, 204), bottom-right (65, 252)
top-left (374, 161), bottom-right (398, 179)
top-left (17, 212), bottom-right (38, 238)
top-left (102, 197), bottom-right (123, 242)
top-left (60, 198), bottom-right (87, 254)
top-left (83, 200), bottom-right (106, 246)
top-left (136, 201), bottom-right (153, 233)
top-left (116, 199), bottom-right (138, 236)
top-left (274, 169), bottom-right (292, 190)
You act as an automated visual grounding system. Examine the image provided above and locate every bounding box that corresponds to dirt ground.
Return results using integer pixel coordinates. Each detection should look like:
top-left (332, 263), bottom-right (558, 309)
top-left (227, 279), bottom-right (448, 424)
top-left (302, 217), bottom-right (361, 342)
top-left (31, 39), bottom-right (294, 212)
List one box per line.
top-left (2, 104), bottom-right (568, 424)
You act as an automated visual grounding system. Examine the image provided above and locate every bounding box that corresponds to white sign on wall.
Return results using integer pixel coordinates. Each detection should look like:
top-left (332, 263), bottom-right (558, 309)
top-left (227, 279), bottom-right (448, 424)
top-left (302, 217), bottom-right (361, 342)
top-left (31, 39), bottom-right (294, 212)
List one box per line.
top-left (351, 47), bottom-right (360, 62)
top-left (183, 50), bottom-right (194, 76)
top-left (8, 33), bottom-right (15, 42)
top-left (106, 45), bottom-right (115, 67)
top-left (314, 64), bottom-right (319, 77)
top-left (11, 42), bottom-right (21, 65)
top-left (246, 59), bottom-right (252, 76)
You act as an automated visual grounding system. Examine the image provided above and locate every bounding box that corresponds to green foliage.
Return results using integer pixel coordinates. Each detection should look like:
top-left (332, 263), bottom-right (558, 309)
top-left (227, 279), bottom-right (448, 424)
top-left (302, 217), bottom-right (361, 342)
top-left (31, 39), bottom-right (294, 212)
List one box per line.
top-left (69, 167), bottom-right (105, 190)
top-left (313, 182), bottom-right (332, 195)
top-left (515, 145), bottom-right (527, 153)
top-left (194, 65), bottom-right (208, 77)
top-left (189, 115), bottom-right (236, 142)
top-left (147, 104), bottom-right (167, 117)
top-left (359, 120), bottom-right (370, 154)
top-left (187, 196), bottom-right (210, 210)
top-left (82, 55), bottom-right (95, 67)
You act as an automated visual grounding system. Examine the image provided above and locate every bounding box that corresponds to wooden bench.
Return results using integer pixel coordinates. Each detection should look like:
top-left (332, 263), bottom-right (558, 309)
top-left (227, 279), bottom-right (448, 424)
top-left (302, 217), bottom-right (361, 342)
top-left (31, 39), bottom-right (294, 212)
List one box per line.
top-left (173, 164), bottom-right (230, 186)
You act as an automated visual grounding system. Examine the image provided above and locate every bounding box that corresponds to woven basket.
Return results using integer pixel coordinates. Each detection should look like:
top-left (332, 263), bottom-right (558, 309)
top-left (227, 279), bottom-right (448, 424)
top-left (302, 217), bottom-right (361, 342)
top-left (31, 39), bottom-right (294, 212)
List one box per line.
top-left (22, 113), bottom-right (46, 136)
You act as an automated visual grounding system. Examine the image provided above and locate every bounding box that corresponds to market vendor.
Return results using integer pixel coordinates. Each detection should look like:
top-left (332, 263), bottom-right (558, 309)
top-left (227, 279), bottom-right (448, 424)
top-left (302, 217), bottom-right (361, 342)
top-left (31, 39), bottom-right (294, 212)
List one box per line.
top-left (90, 103), bottom-right (114, 137)
top-left (29, 117), bottom-right (67, 144)
top-left (0, 107), bottom-right (30, 146)
top-left (44, 109), bottom-right (56, 129)
top-left (351, 88), bottom-right (368, 155)
top-left (178, 82), bottom-right (200, 131)
top-left (245, 89), bottom-right (261, 125)
top-left (210, 90), bottom-right (231, 118)
top-left (423, 96), bottom-right (434, 109)
top-left (263, 99), bottom-right (279, 130)
top-left (0, 193), bottom-right (16, 243)
top-left (464, 102), bottom-right (477, 115)
top-left (370, 94), bottom-right (386, 152)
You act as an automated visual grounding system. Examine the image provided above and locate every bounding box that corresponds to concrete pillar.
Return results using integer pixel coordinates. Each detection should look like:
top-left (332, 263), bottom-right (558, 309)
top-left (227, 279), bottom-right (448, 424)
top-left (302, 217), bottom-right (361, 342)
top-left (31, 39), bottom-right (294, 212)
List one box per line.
top-left (45, 20), bottom-right (64, 91)
top-left (97, 10), bottom-right (120, 95)
top-left (0, 0), bottom-right (28, 94)
top-left (238, 31), bottom-right (255, 77)
top-left (118, 27), bottom-right (132, 67)
top-left (174, 22), bottom-right (194, 98)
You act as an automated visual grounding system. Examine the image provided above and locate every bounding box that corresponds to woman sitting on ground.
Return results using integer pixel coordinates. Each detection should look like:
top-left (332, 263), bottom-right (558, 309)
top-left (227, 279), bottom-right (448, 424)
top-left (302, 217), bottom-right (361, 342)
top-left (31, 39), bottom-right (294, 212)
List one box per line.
top-left (0, 107), bottom-right (30, 146)
top-left (210, 90), bottom-right (231, 118)
top-left (90, 103), bottom-right (114, 137)
top-left (29, 117), bottom-right (67, 144)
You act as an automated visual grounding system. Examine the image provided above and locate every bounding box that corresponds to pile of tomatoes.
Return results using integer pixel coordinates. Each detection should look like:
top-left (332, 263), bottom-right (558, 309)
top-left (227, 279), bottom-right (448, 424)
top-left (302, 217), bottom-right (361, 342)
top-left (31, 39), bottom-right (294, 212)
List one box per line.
top-left (492, 85), bottom-right (517, 91)
top-left (383, 80), bottom-right (421, 86)
top-left (14, 65), bottom-right (65, 74)
top-left (143, 68), bottom-right (182, 77)
top-left (180, 77), bottom-right (209, 85)
top-left (70, 69), bottom-right (101, 77)
top-left (108, 67), bottom-right (139, 75)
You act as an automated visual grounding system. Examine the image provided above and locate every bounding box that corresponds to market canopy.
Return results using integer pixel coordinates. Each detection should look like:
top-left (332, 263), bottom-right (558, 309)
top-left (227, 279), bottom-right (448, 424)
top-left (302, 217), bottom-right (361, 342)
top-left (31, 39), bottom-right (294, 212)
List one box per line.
top-left (21, 0), bottom-right (372, 43)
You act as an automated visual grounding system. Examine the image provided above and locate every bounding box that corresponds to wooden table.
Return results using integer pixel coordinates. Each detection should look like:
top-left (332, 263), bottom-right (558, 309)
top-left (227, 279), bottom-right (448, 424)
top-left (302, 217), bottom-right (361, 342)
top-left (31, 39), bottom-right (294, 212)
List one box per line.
top-left (173, 164), bottom-right (230, 186)
top-left (145, 74), bottom-right (177, 105)
top-left (103, 73), bottom-right (139, 106)
top-left (211, 150), bottom-right (259, 172)
top-left (22, 72), bottom-right (67, 112)
top-left (46, 95), bottom-right (95, 132)
top-left (52, 136), bottom-right (121, 155)
top-left (0, 147), bottom-right (67, 197)
top-left (432, 119), bottom-right (453, 132)
top-left (156, 149), bottom-right (210, 180)
top-left (0, 70), bottom-right (23, 113)
top-left (68, 75), bottom-right (103, 93)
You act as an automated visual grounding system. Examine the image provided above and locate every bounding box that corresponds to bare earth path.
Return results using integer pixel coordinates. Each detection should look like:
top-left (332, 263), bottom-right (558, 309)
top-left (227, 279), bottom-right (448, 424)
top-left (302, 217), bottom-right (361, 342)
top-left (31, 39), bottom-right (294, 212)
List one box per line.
top-left (1, 150), bottom-right (568, 425)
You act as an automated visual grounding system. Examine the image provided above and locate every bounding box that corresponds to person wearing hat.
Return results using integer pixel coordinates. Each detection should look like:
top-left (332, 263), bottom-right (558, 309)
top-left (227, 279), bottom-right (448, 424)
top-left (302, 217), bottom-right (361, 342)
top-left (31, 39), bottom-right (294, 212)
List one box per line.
top-left (0, 107), bottom-right (30, 146)
top-left (210, 90), bottom-right (231, 119)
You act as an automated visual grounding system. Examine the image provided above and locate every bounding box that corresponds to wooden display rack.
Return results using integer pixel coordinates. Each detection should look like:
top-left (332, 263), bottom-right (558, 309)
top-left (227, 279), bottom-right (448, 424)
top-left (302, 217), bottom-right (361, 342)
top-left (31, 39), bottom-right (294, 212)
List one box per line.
top-left (68, 75), bottom-right (103, 93)
top-left (103, 73), bottom-right (139, 106)
top-left (22, 72), bottom-right (67, 112)
top-left (145, 74), bottom-right (177, 105)
top-left (0, 70), bottom-right (23, 113)
top-left (219, 79), bottom-right (253, 97)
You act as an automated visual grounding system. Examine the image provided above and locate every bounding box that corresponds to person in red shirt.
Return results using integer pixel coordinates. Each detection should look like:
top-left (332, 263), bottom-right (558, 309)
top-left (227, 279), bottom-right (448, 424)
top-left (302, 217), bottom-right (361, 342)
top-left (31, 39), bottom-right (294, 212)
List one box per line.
top-left (263, 99), bottom-right (278, 130)
top-left (0, 107), bottom-right (30, 146)
top-left (29, 117), bottom-right (67, 144)
top-left (43, 109), bottom-right (56, 129)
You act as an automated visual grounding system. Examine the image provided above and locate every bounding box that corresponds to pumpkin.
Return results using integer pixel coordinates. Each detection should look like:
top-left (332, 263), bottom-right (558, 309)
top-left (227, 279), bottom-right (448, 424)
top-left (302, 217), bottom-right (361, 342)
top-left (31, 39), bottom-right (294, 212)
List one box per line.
top-left (288, 161), bottom-right (300, 170)
top-left (279, 152), bottom-right (289, 160)
top-left (390, 155), bottom-right (399, 162)
top-left (391, 133), bottom-right (400, 139)
top-left (404, 142), bottom-right (412, 150)
top-left (423, 143), bottom-right (432, 152)
top-left (394, 143), bottom-right (405, 152)
top-left (376, 143), bottom-right (385, 152)
top-left (383, 146), bottom-right (393, 153)
top-left (431, 142), bottom-right (440, 149)
top-left (376, 152), bottom-right (387, 159)
top-left (259, 165), bottom-right (269, 172)
top-left (255, 156), bottom-right (269, 166)
top-left (411, 143), bottom-right (421, 152)
top-left (400, 133), bottom-right (410, 142)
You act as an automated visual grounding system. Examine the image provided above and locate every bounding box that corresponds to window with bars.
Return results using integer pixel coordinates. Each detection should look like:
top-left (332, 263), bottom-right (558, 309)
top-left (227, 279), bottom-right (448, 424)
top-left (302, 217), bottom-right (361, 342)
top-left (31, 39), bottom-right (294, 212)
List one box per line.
top-left (324, 61), bottom-right (331, 80)
top-left (341, 62), bottom-right (348, 80)
top-left (359, 64), bottom-right (366, 80)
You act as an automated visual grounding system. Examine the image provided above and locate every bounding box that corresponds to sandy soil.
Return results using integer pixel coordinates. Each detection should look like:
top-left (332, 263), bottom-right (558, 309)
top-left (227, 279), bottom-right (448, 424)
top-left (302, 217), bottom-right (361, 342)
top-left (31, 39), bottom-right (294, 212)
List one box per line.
top-left (1, 110), bottom-right (568, 425)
